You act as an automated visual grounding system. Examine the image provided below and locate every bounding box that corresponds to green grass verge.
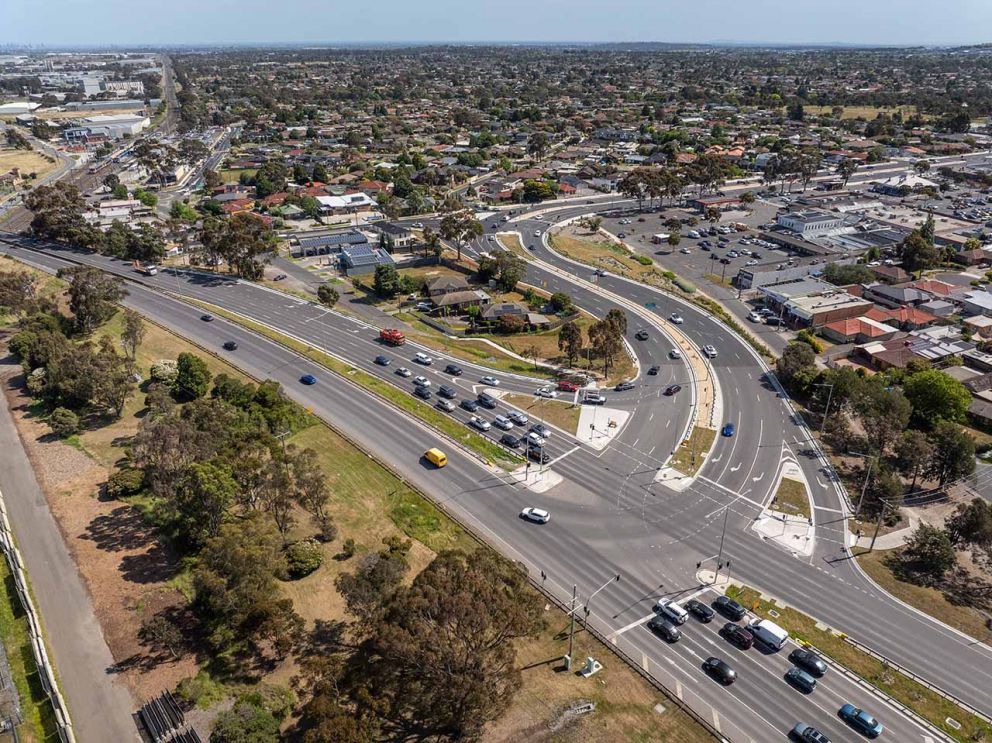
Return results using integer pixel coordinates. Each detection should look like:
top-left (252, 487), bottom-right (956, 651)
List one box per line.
top-left (770, 478), bottom-right (810, 519)
top-left (0, 561), bottom-right (60, 741)
top-left (185, 300), bottom-right (520, 469)
top-left (671, 426), bottom-right (716, 476)
top-left (726, 584), bottom-right (992, 742)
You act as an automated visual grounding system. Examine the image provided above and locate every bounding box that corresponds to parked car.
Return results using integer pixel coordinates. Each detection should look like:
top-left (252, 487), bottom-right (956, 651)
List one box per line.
top-left (838, 704), bottom-right (884, 738)
top-left (713, 595), bottom-right (746, 620)
top-left (375, 354), bottom-right (391, 366)
top-left (507, 410), bottom-right (529, 426)
top-left (480, 375), bottom-right (500, 386)
top-left (789, 648), bottom-right (827, 677)
top-left (703, 657), bottom-right (737, 685)
top-left (721, 622), bottom-right (754, 649)
top-left (300, 374), bottom-right (317, 385)
top-left (785, 667), bottom-right (817, 693)
top-left (647, 615), bottom-right (682, 642)
top-left (445, 363), bottom-right (463, 376)
top-left (664, 384), bottom-right (682, 396)
top-left (520, 507), bottom-right (550, 523)
top-left (460, 399), bottom-right (480, 412)
top-left (685, 598), bottom-right (714, 623)
top-left (395, 366), bottom-right (412, 377)
top-left (223, 341), bottom-right (238, 351)
top-left (747, 311), bottom-right (763, 322)
top-left (469, 415), bottom-right (491, 431)
top-left (438, 385), bottom-right (457, 399)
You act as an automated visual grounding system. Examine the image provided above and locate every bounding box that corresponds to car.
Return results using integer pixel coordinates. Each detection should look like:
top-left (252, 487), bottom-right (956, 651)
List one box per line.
top-left (520, 507), bottom-right (550, 524)
top-left (699, 243), bottom-right (711, 251)
top-left (480, 375), bottom-right (500, 386)
top-left (679, 247), bottom-right (692, 254)
top-left (469, 415), bottom-right (491, 431)
top-left (785, 667), bottom-right (817, 693)
top-left (614, 381), bottom-right (635, 392)
top-left (395, 366), bottom-right (413, 378)
top-left (584, 392), bottom-right (607, 405)
top-left (527, 431), bottom-right (546, 447)
top-left (747, 311), bottom-right (763, 322)
top-left (703, 657), bottom-right (737, 685)
top-left (719, 257), bottom-right (731, 264)
top-left (493, 415), bottom-right (513, 430)
top-left (414, 352), bottom-right (433, 365)
top-left (223, 341), bottom-right (238, 351)
top-left (745, 259), bottom-right (758, 266)
top-left (617, 232), bottom-right (626, 239)
top-left (727, 251), bottom-right (739, 259)
top-left (664, 384), bottom-right (682, 396)
top-left (702, 345), bottom-right (718, 358)
top-left (685, 598), bottom-right (714, 623)
top-left (647, 365), bottom-right (660, 375)
top-left (635, 329), bottom-right (650, 341)
top-left (507, 410), bottom-right (529, 426)
top-left (557, 380), bottom-right (579, 392)
top-left (838, 704), bottom-right (884, 738)
top-left (722, 422), bottom-right (736, 437)
top-left (477, 392), bottom-right (498, 409)
top-left (535, 386), bottom-right (559, 398)
top-left (438, 384), bottom-right (457, 399)
top-left (414, 386), bottom-right (433, 400)
top-left (669, 348), bottom-right (682, 359)
top-left (444, 363), bottom-right (463, 376)
top-left (413, 375), bottom-right (431, 388)
top-left (594, 268), bottom-right (608, 277)
top-left (415, 301), bottom-right (433, 312)
top-left (533, 230), bottom-right (542, 236)
top-left (527, 447), bottom-right (551, 464)
top-left (375, 355), bottom-right (391, 366)
top-left (412, 222), bottom-right (424, 229)
top-left (789, 648), bottom-right (828, 677)
top-left (647, 615), bottom-right (682, 642)
top-left (721, 622), bottom-right (754, 649)
top-left (500, 433), bottom-right (521, 448)
top-left (790, 722), bottom-right (831, 743)
top-left (765, 316), bottom-right (782, 327)
top-left (436, 399), bottom-right (456, 412)
top-left (713, 595), bottom-right (747, 620)
top-left (273, 273), bottom-right (287, 281)
top-left (530, 423), bottom-right (551, 439)
top-left (669, 313), bottom-right (684, 324)
top-left (300, 374), bottom-right (317, 385)
top-left (201, 314), bottom-right (214, 322)
top-left (460, 399), bottom-right (480, 412)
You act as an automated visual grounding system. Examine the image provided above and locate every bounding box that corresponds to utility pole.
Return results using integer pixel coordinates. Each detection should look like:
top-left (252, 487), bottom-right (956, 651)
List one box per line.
top-left (566, 584), bottom-right (577, 670)
top-left (714, 505), bottom-right (730, 582)
top-left (814, 382), bottom-right (835, 436)
top-left (869, 500), bottom-right (895, 551)
top-left (855, 454), bottom-right (877, 519)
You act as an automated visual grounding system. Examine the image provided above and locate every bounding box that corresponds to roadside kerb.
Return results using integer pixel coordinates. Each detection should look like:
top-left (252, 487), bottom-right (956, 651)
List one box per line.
top-left (0, 494), bottom-right (75, 743)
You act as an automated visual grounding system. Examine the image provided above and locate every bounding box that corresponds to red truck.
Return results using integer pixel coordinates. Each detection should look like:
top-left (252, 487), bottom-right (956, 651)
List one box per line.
top-left (379, 328), bottom-right (406, 346)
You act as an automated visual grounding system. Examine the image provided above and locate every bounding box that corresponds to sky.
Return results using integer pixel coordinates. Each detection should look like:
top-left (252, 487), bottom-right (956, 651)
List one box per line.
top-left (3, 0), bottom-right (992, 47)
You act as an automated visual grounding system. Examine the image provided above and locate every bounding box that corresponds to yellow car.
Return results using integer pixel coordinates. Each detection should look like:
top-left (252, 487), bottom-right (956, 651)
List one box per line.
top-left (424, 448), bottom-right (447, 468)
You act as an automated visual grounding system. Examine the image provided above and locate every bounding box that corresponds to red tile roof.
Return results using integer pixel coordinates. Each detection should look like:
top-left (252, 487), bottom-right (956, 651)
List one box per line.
top-left (865, 306), bottom-right (937, 327)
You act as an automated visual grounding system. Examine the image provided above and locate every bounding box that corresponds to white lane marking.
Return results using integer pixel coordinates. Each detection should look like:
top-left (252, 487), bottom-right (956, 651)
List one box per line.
top-left (548, 446), bottom-right (580, 466)
top-left (606, 611), bottom-right (656, 640)
top-left (813, 505), bottom-right (845, 513)
top-left (730, 462), bottom-right (742, 472)
top-left (752, 473), bottom-right (764, 482)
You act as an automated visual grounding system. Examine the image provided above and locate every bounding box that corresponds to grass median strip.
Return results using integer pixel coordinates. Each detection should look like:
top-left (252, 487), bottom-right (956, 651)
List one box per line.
top-left (725, 584), bottom-right (992, 742)
top-left (187, 300), bottom-right (520, 468)
top-left (770, 477), bottom-right (810, 519)
top-left (671, 426), bottom-right (716, 476)
top-left (502, 393), bottom-right (581, 435)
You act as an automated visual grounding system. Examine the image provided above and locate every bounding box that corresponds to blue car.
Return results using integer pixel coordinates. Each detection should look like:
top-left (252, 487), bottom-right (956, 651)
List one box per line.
top-left (300, 374), bottom-right (317, 385)
top-left (722, 422), bottom-right (735, 437)
top-left (839, 704), bottom-right (883, 738)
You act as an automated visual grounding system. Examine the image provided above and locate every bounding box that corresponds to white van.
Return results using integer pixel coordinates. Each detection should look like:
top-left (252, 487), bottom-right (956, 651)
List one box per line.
top-left (748, 618), bottom-right (788, 650)
top-left (655, 598), bottom-right (689, 625)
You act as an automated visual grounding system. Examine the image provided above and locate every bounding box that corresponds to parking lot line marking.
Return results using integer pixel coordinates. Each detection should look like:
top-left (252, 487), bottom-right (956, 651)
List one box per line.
top-left (605, 611), bottom-right (656, 641)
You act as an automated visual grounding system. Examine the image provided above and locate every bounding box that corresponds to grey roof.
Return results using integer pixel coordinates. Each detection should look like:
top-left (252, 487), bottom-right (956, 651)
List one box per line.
top-left (376, 222), bottom-right (412, 236)
top-left (299, 232), bottom-right (368, 250)
top-left (341, 244), bottom-right (393, 268)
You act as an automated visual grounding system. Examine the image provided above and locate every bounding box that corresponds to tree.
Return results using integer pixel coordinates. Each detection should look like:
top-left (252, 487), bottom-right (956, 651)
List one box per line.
top-left (57, 266), bottom-right (127, 334)
top-left (856, 382), bottom-right (911, 456)
top-left (527, 131), bottom-right (549, 161)
top-left (667, 232), bottom-right (681, 250)
top-left (220, 213), bottom-right (273, 279)
top-left (139, 614), bottom-right (185, 660)
top-left (895, 430), bottom-right (933, 490)
top-left (317, 284), bottom-right (340, 307)
top-left (740, 191), bottom-right (756, 206)
top-left (102, 173), bottom-right (120, 192)
top-left (549, 292), bottom-right (573, 314)
top-left (24, 182), bottom-right (99, 247)
top-left (210, 698), bottom-right (281, 743)
top-left (605, 308), bottom-right (627, 337)
top-left (372, 264), bottom-right (400, 297)
top-left (946, 498), bottom-right (992, 546)
top-left (121, 309), bottom-right (146, 364)
top-left (837, 158), bottom-right (859, 188)
top-left (0, 270), bottom-right (37, 316)
top-left (588, 318), bottom-right (623, 377)
top-left (353, 550), bottom-right (543, 740)
top-left (193, 514), bottom-right (303, 660)
top-left (822, 263), bottom-right (874, 286)
top-left (173, 352), bottom-right (212, 401)
top-left (494, 252), bottom-right (526, 292)
top-left (926, 422), bottom-right (976, 486)
top-left (336, 538), bottom-right (411, 628)
top-left (920, 212), bottom-right (936, 245)
top-left (903, 369), bottom-right (971, 428)
top-left (902, 523), bottom-right (956, 580)
top-left (557, 320), bottom-right (582, 368)
top-left (439, 211), bottom-right (483, 262)
top-left (776, 341), bottom-right (816, 393)
top-left (704, 206), bottom-right (722, 225)
top-left (901, 229), bottom-right (938, 275)
top-left (497, 314), bottom-right (525, 334)
top-left (173, 461), bottom-right (237, 549)
top-left (48, 407), bottom-right (80, 438)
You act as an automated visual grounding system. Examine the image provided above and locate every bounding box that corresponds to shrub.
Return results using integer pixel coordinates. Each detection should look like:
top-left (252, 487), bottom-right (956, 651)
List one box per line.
top-left (150, 359), bottom-right (178, 384)
top-left (106, 467), bottom-right (145, 499)
top-left (285, 539), bottom-right (323, 579)
top-left (673, 276), bottom-right (696, 293)
top-left (796, 329), bottom-right (823, 353)
top-left (48, 407), bottom-right (79, 437)
top-left (340, 538), bottom-right (356, 559)
top-left (634, 254), bottom-right (653, 266)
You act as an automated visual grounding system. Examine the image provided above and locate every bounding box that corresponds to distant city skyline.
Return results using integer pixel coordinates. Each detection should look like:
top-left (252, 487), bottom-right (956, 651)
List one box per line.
top-left (2, 0), bottom-right (991, 47)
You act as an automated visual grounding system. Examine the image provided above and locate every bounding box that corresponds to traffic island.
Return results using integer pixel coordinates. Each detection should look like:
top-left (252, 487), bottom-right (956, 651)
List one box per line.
top-left (669, 426), bottom-right (717, 477)
top-left (752, 464), bottom-right (815, 557)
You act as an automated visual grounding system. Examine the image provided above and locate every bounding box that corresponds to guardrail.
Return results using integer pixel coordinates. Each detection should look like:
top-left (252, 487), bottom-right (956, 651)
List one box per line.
top-left (0, 494), bottom-right (75, 743)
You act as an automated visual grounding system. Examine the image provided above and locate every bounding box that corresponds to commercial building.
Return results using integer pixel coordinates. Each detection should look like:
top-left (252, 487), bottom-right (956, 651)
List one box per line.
top-left (63, 114), bottom-right (149, 142)
top-left (776, 210), bottom-right (846, 237)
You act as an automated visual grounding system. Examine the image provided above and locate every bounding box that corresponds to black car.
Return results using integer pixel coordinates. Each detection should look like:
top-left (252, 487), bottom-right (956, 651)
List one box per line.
top-left (721, 622), bottom-right (754, 649)
top-left (714, 595), bottom-right (747, 621)
top-left (527, 447), bottom-right (551, 464)
top-left (789, 648), bottom-right (828, 677)
top-left (414, 386), bottom-right (432, 400)
top-left (647, 365), bottom-right (660, 375)
top-left (614, 381), bottom-right (635, 392)
top-left (703, 657), bottom-right (737, 685)
top-left (477, 392), bottom-right (498, 409)
top-left (751, 252), bottom-right (762, 259)
top-left (647, 615), bottom-right (681, 642)
top-left (460, 399), bottom-right (480, 412)
top-left (685, 598), bottom-right (714, 623)
top-left (200, 313), bottom-right (214, 322)
top-left (719, 257), bottom-right (731, 264)
top-left (700, 244), bottom-right (711, 251)
top-left (438, 385), bottom-right (458, 399)
top-left (765, 316), bottom-right (782, 327)
top-left (531, 423), bottom-right (551, 439)
top-left (635, 330), bottom-right (649, 341)
top-left (444, 364), bottom-right (463, 376)
top-left (374, 355), bottom-right (390, 366)
top-left (223, 341), bottom-right (238, 351)
top-left (500, 433), bottom-right (521, 449)
top-left (664, 384), bottom-right (682, 396)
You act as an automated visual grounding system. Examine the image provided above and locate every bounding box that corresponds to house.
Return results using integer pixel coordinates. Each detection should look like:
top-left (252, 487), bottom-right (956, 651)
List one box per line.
top-left (960, 290), bottom-right (992, 317)
top-left (290, 231), bottom-right (368, 257)
top-left (426, 275), bottom-right (470, 297)
top-left (374, 222), bottom-right (414, 251)
top-left (964, 315), bottom-right (992, 339)
top-left (785, 292), bottom-right (873, 329)
top-left (315, 193), bottom-right (377, 214)
top-left (868, 265), bottom-right (911, 284)
top-left (821, 317), bottom-right (899, 344)
top-left (480, 302), bottom-right (529, 321)
top-left (558, 182), bottom-right (577, 196)
top-left (339, 243), bottom-right (393, 276)
top-left (865, 305), bottom-right (938, 331)
top-left (862, 284), bottom-right (932, 309)
top-left (432, 289), bottom-right (492, 312)
top-left (688, 194), bottom-right (741, 213)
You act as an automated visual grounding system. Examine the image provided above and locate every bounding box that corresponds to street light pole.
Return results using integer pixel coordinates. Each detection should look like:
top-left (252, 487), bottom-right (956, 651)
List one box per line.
top-left (714, 505), bottom-right (730, 582)
top-left (566, 584), bottom-right (577, 669)
top-left (814, 382), bottom-right (835, 437)
top-left (583, 573), bottom-right (621, 617)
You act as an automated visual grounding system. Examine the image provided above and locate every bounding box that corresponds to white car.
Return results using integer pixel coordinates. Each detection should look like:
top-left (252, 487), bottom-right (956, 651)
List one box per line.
top-left (534, 230), bottom-right (542, 236)
top-left (747, 311), bottom-right (763, 322)
top-left (702, 345), bottom-right (718, 359)
top-left (669, 348), bottom-right (682, 359)
top-left (480, 375), bottom-right (500, 386)
top-left (413, 375), bottom-right (431, 387)
top-left (493, 415), bottom-right (513, 430)
top-left (535, 386), bottom-right (559, 398)
top-left (414, 352), bottom-right (433, 365)
top-left (521, 507), bottom-right (550, 524)
top-left (469, 415), bottom-right (491, 431)
top-left (746, 259), bottom-right (758, 266)
top-left (412, 222), bottom-right (424, 229)
top-left (680, 247), bottom-right (692, 254)
top-left (396, 366), bottom-right (413, 377)
top-left (669, 313), bottom-right (684, 324)
top-left (527, 431), bottom-right (546, 447)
